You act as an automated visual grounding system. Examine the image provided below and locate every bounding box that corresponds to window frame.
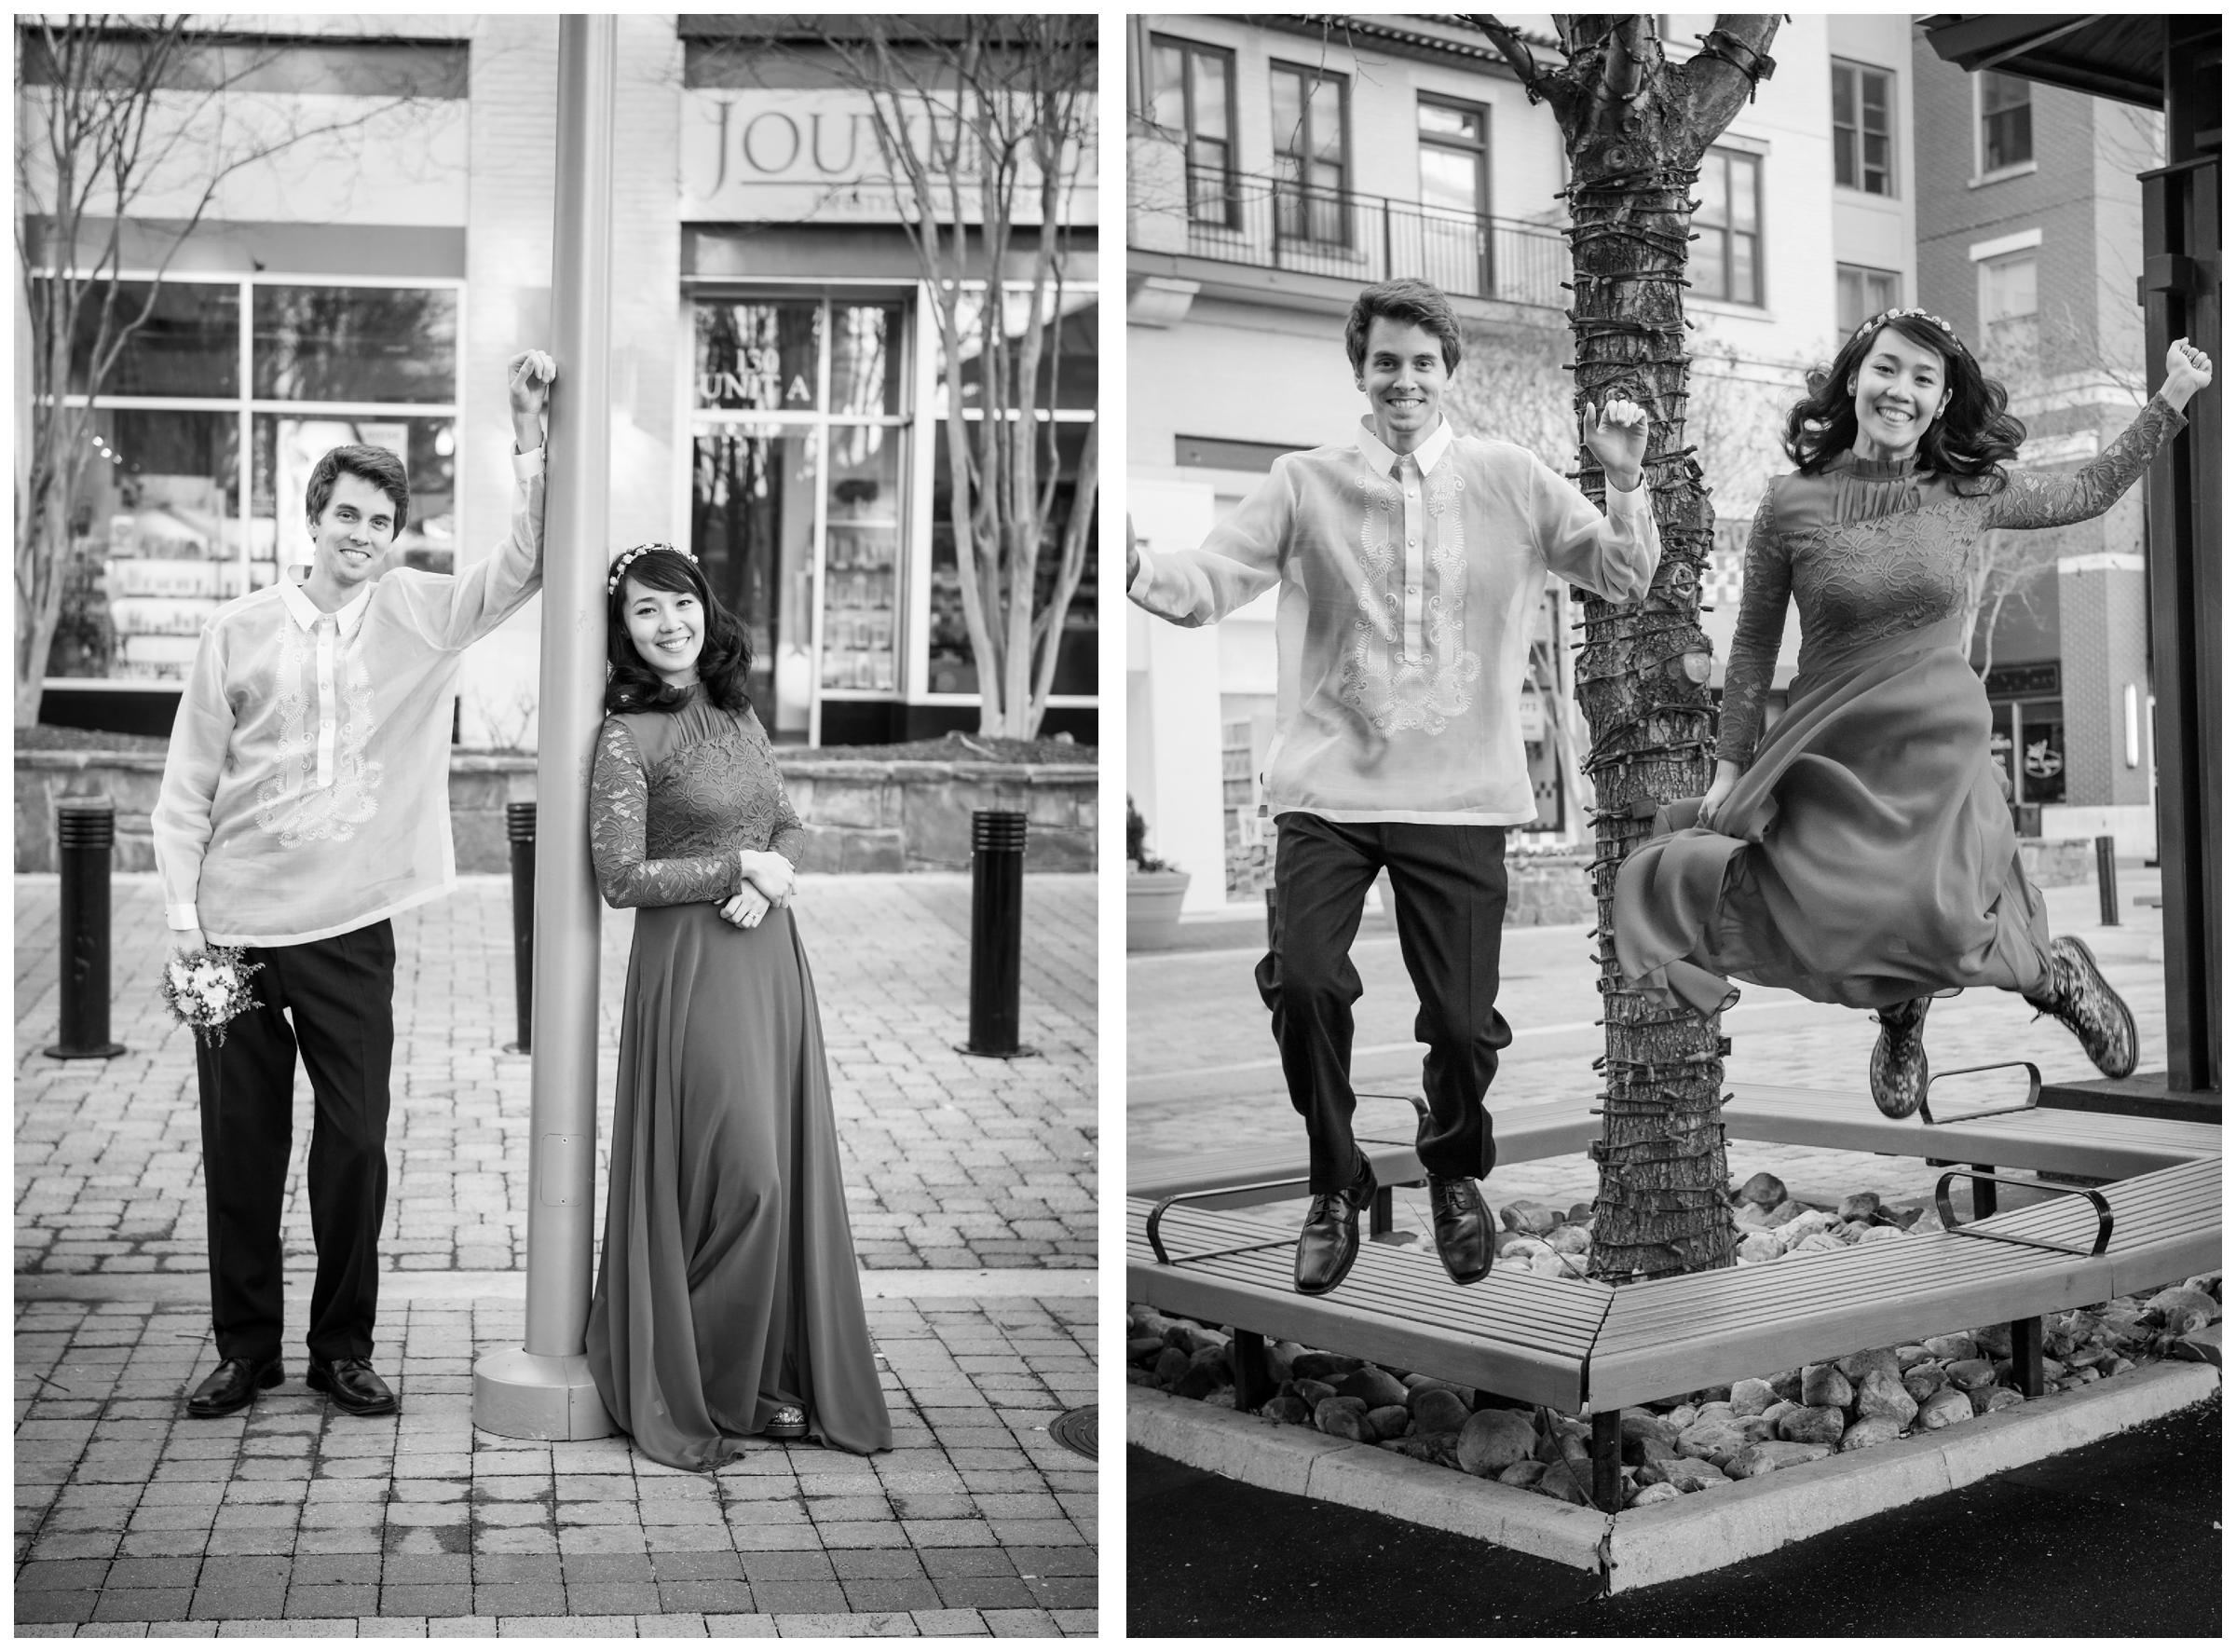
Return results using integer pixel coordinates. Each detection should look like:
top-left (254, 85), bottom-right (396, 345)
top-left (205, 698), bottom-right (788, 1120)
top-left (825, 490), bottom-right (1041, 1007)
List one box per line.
top-left (1268, 58), bottom-right (1353, 249)
top-left (1976, 69), bottom-right (2036, 179)
top-left (1148, 34), bottom-right (1240, 231)
top-left (1695, 146), bottom-right (1765, 308)
top-left (1835, 263), bottom-right (1902, 334)
top-left (1976, 247), bottom-right (2039, 362)
top-left (27, 265), bottom-right (466, 688)
top-left (1831, 58), bottom-right (1895, 198)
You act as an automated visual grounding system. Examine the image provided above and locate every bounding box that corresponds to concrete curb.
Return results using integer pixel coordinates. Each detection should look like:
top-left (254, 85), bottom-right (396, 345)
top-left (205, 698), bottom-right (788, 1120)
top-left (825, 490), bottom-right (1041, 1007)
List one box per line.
top-left (14, 1266), bottom-right (1097, 1305)
top-left (1129, 1359), bottom-right (2220, 1593)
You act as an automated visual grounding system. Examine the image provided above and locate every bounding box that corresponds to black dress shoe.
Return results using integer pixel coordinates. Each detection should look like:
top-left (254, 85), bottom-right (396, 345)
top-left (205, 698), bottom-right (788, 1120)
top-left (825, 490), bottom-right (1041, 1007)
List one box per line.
top-left (1294, 1152), bottom-right (1377, 1296)
top-left (184, 1356), bottom-right (283, 1418)
top-left (307, 1356), bottom-right (399, 1416)
top-left (1426, 1175), bottom-right (1493, 1284)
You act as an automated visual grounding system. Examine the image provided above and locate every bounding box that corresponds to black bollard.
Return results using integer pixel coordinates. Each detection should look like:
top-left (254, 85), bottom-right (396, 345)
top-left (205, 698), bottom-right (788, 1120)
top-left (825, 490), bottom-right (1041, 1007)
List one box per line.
top-left (961, 810), bottom-right (1034, 1058)
top-left (504, 801), bottom-right (537, 1054)
top-left (2094, 834), bottom-right (2120, 928)
top-left (46, 797), bottom-right (127, 1060)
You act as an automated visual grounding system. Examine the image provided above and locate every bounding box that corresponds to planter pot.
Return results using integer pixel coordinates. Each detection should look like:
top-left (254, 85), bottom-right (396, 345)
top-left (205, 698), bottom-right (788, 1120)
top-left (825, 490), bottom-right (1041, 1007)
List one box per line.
top-left (1127, 868), bottom-right (1192, 951)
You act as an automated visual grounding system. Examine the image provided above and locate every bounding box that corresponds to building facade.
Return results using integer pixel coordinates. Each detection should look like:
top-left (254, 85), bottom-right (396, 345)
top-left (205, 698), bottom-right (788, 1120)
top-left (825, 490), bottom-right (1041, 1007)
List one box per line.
top-left (21, 16), bottom-right (1098, 748)
top-left (1126, 13), bottom-right (1915, 910)
top-left (1912, 27), bottom-right (2165, 852)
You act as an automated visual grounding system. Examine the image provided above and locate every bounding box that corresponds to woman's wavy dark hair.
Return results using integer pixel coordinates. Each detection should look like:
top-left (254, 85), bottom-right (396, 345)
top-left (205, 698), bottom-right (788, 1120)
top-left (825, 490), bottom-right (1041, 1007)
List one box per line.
top-left (604, 545), bottom-right (755, 717)
top-left (1784, 312), bottom-right (2027, 491)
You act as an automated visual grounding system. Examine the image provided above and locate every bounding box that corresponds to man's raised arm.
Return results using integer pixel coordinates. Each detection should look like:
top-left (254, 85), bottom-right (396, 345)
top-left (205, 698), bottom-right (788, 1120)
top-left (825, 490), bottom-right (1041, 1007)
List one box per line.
top-left (419, 348), bottom-right (556, 650)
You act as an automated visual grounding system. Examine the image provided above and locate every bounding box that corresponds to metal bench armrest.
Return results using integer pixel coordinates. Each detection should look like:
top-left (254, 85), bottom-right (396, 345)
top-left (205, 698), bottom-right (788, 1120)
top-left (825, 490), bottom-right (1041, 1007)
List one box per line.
top-left (1921, 1060), bottom-right (2040, 1126)
top-left (1147, 1179), bottom-right (1318, 1266)
top-left (1932, 1168), bottom-right (2114, 1258)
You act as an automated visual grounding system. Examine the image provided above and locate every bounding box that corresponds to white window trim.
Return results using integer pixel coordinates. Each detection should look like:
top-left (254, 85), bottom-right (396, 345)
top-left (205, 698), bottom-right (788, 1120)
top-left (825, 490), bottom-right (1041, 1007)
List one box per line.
top-left (1970, 70), bottom-right (2038, 186)
top-left (1969, 226), bottom-right (2044, 262)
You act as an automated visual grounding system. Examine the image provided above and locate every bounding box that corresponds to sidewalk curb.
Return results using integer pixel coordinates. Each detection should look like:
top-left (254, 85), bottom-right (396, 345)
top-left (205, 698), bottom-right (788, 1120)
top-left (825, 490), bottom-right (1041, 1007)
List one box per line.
top-left (1130, 1360), bottom-right (2220, 1592)
top-left (15, 1266), bottom-right (1098, 1305)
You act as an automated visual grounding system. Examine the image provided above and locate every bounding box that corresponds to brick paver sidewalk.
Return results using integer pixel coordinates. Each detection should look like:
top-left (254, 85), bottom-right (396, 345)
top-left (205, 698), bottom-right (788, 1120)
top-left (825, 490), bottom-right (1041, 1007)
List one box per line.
top-left (17, 873), bottom-right (1098, 1635)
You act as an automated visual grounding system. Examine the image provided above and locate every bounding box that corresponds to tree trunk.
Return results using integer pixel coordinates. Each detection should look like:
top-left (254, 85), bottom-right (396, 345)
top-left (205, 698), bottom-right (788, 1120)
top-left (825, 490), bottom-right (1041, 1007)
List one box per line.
top-left (1475, 13), bottom-right (1780, 1280)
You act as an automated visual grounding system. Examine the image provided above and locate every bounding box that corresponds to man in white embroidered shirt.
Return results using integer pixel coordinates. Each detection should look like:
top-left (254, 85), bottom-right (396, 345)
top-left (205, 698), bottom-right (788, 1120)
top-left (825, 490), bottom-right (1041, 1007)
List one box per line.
top-left (154, 349), bottom-right (556, 1419)
top-left (1128, 279), bottom-right (1658, 1296)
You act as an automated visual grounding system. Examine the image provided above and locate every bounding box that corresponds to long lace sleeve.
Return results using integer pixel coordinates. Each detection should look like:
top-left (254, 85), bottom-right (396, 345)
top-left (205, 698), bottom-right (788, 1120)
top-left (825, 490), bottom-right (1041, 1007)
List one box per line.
top-left (589, 719), bottom-right (744, 909)
top-left (1715, 485), bottom-right (1793, 767)
top-left (1984, 394), bottom-right (2187, 531)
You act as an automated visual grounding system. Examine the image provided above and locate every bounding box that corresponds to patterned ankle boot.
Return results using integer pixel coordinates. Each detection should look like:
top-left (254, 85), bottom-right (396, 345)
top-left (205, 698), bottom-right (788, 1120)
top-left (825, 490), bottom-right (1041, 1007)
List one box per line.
top-left (2025, 936), bottom-right (2137, 1079)
top-left (1869, 996), bottom-right (1932, 1118)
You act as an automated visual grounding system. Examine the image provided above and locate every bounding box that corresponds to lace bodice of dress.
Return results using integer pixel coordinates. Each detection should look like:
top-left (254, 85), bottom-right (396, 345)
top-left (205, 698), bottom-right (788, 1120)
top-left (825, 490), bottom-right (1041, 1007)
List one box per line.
top-left (589, 689), bottom-right (808, 908)
top-left (1717, 393), bottom-right (2185, 764)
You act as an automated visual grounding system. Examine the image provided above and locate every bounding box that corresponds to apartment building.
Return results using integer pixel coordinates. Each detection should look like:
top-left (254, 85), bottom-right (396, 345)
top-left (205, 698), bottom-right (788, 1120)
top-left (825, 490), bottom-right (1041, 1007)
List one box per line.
top-left (1913, 29), bottom-right (2166, 851)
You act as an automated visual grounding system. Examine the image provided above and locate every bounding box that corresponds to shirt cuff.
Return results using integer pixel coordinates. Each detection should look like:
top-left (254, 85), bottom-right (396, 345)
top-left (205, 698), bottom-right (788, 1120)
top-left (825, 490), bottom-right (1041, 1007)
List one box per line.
top-left (167, 903), bottom-right (199, 931)
top-left (511, 446), bottom-right (546, 480)
top-left (1605, 471), bottom-right (1649, 506)
top-left (1127, 550), bottom-right (1156, 603)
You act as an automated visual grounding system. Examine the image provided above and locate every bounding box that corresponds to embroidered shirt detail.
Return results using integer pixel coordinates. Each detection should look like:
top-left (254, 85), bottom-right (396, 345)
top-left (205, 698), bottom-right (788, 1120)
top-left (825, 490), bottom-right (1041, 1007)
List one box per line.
top-left (1341, 463), bottom-right (1479, 735)
top-left (253, 619), bottom-right (383, 846)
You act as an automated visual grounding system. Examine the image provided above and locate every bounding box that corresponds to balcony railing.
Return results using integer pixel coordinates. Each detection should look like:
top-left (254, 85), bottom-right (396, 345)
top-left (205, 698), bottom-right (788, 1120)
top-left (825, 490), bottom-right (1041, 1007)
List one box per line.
top-left (1159, 168), bottom-right (1571, 309)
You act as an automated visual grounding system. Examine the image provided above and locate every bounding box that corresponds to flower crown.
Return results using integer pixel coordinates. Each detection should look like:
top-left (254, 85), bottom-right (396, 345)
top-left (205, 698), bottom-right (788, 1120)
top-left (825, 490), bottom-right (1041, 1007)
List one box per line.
top-left (607, 542), bottom-right (699, 594)
top-left (1854, 307), bottom-right (1969, 354)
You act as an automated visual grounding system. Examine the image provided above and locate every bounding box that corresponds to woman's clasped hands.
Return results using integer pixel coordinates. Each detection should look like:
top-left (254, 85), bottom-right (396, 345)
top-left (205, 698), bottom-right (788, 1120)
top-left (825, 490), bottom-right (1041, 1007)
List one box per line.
top-left (719, 850), bottom-right (797, 929)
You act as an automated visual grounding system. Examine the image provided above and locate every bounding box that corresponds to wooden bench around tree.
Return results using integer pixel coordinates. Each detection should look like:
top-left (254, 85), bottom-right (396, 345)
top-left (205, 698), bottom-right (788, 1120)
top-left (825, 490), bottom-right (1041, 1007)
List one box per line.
top-left (1127, 1081), bottom-right (2222, 1512)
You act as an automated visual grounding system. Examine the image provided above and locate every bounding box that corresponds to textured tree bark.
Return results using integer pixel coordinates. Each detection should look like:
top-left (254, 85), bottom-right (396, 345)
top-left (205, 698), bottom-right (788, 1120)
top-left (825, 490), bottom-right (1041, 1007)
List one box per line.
top-left (1471, 14), bottom-right (1781, 1280)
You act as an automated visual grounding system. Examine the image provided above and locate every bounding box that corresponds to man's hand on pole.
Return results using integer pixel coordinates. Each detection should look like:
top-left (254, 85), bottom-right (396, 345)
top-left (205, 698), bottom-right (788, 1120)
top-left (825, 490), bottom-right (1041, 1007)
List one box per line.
top-left (510, 349), bottom-right (557, 454)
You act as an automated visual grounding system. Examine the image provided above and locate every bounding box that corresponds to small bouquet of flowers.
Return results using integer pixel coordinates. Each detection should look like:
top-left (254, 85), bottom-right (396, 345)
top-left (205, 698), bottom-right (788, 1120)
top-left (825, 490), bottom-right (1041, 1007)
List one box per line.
top-left (159, 947), bottom-right (265, 1047)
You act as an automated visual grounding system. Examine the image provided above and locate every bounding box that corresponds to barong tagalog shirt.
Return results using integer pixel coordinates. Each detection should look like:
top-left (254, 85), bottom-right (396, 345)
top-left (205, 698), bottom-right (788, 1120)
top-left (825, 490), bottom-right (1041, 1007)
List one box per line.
top-left (1129, 418), bottom-right (1661, 824)
top-left (153, 447), bottom-right (548, 947)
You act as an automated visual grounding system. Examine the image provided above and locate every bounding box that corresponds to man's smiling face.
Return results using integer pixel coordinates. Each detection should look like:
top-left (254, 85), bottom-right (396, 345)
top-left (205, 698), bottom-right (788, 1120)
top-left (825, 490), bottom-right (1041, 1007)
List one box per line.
top-left (307, 473), bottom-right (399, 594)
top-left (1356, 316), bottom-right (1452, 454)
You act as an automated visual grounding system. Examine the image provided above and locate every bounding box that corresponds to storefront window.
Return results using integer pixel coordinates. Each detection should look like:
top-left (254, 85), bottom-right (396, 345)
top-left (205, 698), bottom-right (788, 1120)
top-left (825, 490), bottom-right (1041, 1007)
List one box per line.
top-left (252, 285), bottom-right (458, 403)
top-left (929, 419), bottom-right (1097, 698)
top-left (59, 279), bottom-right (239, 397)
top-left (39, 275), bottom-right (459, 685)
top-left (52, 409), bottom-right (241, 681)
top-left (691, 294), bottom-right (911, 741)
top-left (692, 428), bottom-right (820, 742)
top-left (936, 290), bottom-right (1098, 414)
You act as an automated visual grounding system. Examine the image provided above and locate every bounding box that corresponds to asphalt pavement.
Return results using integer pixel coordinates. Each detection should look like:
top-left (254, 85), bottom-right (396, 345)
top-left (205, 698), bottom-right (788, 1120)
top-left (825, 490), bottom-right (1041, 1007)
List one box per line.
top-left (1127, 1399), bottom-right (2220, 1634)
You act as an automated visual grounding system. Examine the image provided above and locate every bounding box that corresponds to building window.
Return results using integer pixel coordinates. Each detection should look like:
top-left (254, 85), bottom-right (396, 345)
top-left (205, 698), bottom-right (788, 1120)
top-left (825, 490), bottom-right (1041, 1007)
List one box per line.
top-left (1270, 63), bottom-right (1349, 247)
top-left (690, 294), bottom-right (911, 742)
top-left (1417, 97), bottom-right (1492, 296)
top-left (927, 286), bottom-right (1098, 703)
top-left (1695, 147), bottom-right (1763, 306)
top-left (1149, 35), bottom-right (1237, 228)
top-left (1831, 61), bottom-right (1893, 195)
top-left (1980, 71), bottom-right (2034, 174)
top-left (36, 274), bottom-right (460, 684)
top-left (1836, 264), bottom-right (1901, 334)
top-left (1978, 249), bottom-right (2038, 363)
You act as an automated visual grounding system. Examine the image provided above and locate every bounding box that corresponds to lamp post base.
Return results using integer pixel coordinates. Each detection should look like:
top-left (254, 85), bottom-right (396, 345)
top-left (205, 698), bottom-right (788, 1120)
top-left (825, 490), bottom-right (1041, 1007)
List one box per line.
top-left (471, 1347), bottom-right (616, 1440)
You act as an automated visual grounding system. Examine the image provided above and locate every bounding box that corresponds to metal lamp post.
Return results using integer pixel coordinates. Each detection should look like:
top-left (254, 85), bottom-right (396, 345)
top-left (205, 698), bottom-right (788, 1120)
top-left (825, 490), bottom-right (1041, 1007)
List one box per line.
top-left (471, 13), bottom-right (618, 1440)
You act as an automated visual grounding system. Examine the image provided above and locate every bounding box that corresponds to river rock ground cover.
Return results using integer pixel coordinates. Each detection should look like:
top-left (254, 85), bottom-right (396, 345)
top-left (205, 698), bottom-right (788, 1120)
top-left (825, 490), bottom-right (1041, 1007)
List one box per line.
top-left (1128, 1173), bottom-right (2223, 1511)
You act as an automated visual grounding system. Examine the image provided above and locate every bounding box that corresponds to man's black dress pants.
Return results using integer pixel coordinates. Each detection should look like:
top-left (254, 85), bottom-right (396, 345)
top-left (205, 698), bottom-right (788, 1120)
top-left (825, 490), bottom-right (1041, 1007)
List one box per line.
top-left (194, 921), bottom-right (396, 1365)
top-left (1257, 812), bottom-right (1510, 1195)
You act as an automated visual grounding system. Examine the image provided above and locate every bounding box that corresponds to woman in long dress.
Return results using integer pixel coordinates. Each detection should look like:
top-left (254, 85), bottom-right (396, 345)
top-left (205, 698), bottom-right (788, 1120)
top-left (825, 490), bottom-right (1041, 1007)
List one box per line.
top-left (583, 543), bottom-right (891, 1468)
top-left (1614, 311), bottom-right (2213, 1116)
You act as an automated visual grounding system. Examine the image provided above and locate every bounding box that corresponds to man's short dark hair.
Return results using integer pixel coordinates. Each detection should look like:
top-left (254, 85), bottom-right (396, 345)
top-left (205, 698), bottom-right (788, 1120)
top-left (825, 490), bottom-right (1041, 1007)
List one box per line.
top-left (305, 444), bottom-right (411, 538)
top-left (1344, 279), bottom-right (1465, 376)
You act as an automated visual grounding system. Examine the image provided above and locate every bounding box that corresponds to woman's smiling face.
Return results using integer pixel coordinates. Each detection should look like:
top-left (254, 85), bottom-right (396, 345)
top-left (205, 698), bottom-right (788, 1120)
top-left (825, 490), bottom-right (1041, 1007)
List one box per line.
top-left (1848, 327), bottom-right (1953, 460)
top-left (621, 575), bottom-right (704, 686)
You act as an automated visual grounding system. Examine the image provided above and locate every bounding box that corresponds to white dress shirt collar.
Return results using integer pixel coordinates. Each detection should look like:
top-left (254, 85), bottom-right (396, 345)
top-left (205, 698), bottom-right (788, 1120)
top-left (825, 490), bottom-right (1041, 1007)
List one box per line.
top-left (1356, 415), bottom-right (1455, 478)
top-left (280, 574), bottom-right (373, 642)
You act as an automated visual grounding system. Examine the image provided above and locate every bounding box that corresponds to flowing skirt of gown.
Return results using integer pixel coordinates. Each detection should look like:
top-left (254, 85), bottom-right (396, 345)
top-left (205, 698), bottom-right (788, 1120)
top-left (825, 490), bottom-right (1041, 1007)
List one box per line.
top-left (585, 903), bottom-right (892, 1468)
top-left (1613, 620), bottom-right (2056, 1017)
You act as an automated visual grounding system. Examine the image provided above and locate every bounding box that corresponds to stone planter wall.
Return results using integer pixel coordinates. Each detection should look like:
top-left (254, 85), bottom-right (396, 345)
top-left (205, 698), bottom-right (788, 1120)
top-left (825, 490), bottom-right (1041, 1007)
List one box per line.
top-left (17, 751), bottom-right (1097, 875)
